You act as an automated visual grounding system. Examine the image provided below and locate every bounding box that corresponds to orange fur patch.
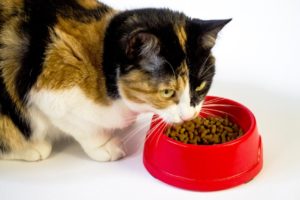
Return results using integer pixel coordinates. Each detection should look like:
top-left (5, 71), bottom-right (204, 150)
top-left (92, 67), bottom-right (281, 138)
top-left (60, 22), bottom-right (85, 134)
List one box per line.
top-left (175, 24), bottom-right (187, 53)
top-left (77, 0), bottom-right (101, 9)
top-left (0, 0), bottom-right (24, 20)
top-left (0, 115), bottom-right (27, 152)
top-left (118, 69), bottom-right (188, 109)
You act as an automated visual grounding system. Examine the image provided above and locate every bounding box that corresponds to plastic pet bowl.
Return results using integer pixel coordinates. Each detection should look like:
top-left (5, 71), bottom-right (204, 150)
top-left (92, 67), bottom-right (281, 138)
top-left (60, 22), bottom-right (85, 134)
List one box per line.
top-left (143, 96), bottom-right (263, 191)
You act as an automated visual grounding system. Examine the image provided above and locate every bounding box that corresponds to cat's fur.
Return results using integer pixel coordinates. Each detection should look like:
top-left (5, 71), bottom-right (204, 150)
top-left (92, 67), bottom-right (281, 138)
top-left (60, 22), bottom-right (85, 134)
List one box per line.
top-left (0, 0), bottom-right (230, 161)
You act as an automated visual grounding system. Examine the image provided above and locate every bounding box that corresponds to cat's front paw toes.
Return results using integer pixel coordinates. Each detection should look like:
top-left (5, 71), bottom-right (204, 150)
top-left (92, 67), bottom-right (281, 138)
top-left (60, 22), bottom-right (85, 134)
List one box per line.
top-left (0, 140), bottom-right (52, 161)
top-left (86, 137), bottom-right (126, 162)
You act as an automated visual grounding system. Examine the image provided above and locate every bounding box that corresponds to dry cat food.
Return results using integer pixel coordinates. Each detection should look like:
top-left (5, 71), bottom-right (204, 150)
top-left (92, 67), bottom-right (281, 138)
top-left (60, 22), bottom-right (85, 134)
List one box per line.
top-left (165, 116), bottom-right (244, 145)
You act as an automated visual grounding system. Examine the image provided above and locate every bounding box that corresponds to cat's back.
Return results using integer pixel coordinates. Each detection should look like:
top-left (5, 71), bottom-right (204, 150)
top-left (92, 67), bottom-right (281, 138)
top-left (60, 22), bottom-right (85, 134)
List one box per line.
top-left (0, 0), bottom-right (113, 104)
top-left (0, 0), bottom-right (110, 20)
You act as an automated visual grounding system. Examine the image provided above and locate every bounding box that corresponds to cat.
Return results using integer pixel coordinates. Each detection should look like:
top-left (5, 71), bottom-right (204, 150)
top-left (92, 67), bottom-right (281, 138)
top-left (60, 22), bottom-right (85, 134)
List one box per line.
top-left (0, 0), bottom-right (230, 162)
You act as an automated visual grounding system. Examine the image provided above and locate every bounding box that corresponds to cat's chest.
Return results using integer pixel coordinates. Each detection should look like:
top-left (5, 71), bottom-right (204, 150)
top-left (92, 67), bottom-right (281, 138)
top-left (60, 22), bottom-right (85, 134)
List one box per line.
top-left (70, 90), bottom-right (138, 129)
top-left (96, 99), bottom-right (138, 129)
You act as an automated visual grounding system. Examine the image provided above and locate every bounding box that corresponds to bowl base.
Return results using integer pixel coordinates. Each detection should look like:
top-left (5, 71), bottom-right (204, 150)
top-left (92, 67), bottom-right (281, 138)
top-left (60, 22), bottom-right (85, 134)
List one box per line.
top-left (143, 136), bottom-right (263, 191)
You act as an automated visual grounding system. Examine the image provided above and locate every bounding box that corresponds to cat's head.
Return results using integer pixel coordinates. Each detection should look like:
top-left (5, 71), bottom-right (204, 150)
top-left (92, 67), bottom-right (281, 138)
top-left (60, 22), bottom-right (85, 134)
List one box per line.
top-left (104, 9), bottom-right (230, 124)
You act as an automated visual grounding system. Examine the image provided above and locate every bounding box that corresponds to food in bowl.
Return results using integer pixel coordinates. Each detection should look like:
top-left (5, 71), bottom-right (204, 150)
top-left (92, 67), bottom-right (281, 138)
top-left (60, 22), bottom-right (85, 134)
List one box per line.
top-left (165, 116), bottom-right (244, 145)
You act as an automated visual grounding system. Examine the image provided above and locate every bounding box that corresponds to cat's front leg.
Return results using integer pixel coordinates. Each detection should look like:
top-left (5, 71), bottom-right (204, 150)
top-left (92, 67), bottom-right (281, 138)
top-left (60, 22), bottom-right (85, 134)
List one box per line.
top-left (72, 130), bottom-right (126, 162)
top-left (31, 87), bottom-right (127, 161)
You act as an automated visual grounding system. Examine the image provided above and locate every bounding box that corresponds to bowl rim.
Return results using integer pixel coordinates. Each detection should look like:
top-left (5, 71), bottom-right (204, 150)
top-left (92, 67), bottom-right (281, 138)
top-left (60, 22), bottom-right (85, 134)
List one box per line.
top-left (150, 96), bottom-right (257, 150)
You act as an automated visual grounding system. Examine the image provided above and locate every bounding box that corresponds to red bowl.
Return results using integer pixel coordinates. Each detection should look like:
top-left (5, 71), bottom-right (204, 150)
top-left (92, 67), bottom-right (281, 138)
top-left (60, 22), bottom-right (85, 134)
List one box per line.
top-left (143, 96), bottom-right (263, 191)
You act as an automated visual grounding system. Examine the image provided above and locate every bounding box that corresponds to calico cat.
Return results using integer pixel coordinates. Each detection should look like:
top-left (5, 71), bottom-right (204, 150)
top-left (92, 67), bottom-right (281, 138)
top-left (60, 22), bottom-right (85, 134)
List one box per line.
top-left (0, 0), bottom-right (230, 162)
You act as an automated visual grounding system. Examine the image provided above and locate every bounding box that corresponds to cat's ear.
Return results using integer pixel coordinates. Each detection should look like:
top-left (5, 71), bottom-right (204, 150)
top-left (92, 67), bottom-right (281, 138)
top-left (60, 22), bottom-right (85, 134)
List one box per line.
top-left (124, 31), bottom-right (160, 59)
top-left (194, 19), bottom-right (231, 49)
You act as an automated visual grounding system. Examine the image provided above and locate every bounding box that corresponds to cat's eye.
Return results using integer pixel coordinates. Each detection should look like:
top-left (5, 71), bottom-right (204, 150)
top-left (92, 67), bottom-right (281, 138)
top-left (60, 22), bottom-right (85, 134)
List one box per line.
top-left (195, 81), bottom-right (207, 92)
top-left (160, 89), bottom-right (175, 98)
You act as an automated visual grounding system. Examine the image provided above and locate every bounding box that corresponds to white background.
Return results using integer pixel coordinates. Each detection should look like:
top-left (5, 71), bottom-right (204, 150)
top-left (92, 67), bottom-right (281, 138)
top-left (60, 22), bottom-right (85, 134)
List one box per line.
top-left (1, 0), bottom-right (300, 199)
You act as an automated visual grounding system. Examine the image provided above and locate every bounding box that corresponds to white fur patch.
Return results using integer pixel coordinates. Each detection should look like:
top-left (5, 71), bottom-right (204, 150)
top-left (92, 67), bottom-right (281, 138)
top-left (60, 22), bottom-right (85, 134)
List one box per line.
top-left (28, 87), bottom-right (138, 140)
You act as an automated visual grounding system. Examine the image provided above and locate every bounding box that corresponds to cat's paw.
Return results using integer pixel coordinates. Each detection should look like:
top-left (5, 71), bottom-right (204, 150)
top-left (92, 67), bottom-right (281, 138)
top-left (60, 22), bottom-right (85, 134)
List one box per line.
top-left (31, 141), bottom-right (52, 160)
top-left (22, 141), bottom-right (52, 161)
top-left (86, 137), bottom-right (126, 162)
top-left (1, 141), bottom-right (52, 161)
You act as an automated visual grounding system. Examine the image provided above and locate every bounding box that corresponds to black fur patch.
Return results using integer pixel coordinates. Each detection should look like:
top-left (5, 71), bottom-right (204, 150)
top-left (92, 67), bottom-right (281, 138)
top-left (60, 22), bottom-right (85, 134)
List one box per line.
top-left (0, 74), bottom-right (31, 139)
top-left (56, 0), bottom-right (110, 22)
top-left (16, 0), bottom-right (58, 101)
top-left (0, 7), bottom-right (3, 30)
top-left (0, 139), bottom-right (10, 153)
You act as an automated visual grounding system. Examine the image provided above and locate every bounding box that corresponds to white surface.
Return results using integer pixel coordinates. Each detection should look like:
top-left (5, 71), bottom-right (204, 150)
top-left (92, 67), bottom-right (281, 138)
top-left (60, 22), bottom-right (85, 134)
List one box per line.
top-left (1, 0), bottom-right (300, 199)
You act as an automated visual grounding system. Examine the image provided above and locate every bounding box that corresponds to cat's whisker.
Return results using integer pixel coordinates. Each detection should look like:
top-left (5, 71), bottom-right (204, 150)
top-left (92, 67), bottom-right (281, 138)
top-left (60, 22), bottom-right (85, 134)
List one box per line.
top-left (164, 60), bottom-right (177, 80)
top-left (202, 104), bottom-right (241, 108)
top-left (123, 117), bottom-right (164, 154)
top-left (122, 114), bottom-right (163, 143)
top-left (149, 118), bottom-right (164, 137)
top-left (147, 119), bottom-right (165, 144)
top-left (133, 119), bottom-right (167, 153)
top-left (149, 112), bottom-right (180, 148)
top-left (123, 128), bottom-right (148, 146)
top-left (199, 65), bottom-right (214, 80)
top-left (123, 115), bottom-right (149, 124)
top-left (199, 110), bottom-right (217, 118)
top-left (197, 55), bottom-right (211, 77)
top-left (145, 117), bottom-right (163, 139)
top-left (203, 97), bottom-right (225, 105)
top-left (145, 117), bottom-right (166, 144)
top-left (199, 70), bottom-right (215, 80)
top-left (123, 118), bottom-right (139, 125)
top-left (122, 121), bottom-right (151, 143)
top-left (123, 113), bottom-right (158, 125)
top-left (153, 122), bottom-right (168, 148)
top-left (201, 108), bottom-right (237, 120)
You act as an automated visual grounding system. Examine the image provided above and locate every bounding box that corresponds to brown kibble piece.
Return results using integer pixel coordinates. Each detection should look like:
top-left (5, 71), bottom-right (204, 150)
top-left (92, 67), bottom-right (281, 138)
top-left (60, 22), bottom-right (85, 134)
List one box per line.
top-left (164, 116), bottom-right (244, 145)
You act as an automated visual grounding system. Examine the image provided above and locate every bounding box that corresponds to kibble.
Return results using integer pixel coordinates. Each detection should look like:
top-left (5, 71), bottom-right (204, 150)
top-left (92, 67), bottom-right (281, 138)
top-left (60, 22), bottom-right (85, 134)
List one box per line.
top-left (165, 116), bottom-right (244, 145)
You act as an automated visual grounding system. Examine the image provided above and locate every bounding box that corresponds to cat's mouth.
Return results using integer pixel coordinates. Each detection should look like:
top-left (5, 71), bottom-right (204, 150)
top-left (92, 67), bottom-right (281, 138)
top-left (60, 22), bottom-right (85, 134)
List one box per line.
top-left (159, 112), bottom-right (200, 125)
